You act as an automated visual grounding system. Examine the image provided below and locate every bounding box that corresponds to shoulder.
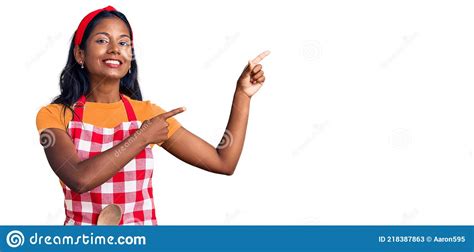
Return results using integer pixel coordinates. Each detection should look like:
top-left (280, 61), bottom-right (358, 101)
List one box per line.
top-left (125, 96), bottom-right (168, 120)
top-left (124, 96), bottom-right (182, 136)
top-left (36, 103), bottom-right (72, 133)
top-left (36, 103), bottom-right (70, 120)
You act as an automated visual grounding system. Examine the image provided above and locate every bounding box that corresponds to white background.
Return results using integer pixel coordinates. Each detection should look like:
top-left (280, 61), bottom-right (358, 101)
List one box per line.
top-left (0, 0), bottom-right (473, 225)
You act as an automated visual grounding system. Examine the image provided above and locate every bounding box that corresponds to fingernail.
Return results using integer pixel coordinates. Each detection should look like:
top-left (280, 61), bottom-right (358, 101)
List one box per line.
top-left (182, 107), bottom-right (187, 111)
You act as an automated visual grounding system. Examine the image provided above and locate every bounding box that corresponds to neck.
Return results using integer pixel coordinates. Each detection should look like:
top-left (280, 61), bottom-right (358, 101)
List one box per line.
top-left (87, 77), bottom-right (121, 103)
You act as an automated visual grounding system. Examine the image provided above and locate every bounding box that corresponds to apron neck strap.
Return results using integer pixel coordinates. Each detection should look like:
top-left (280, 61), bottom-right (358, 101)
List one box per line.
top-left (121, 94), bottom-right (137, 121)
top-left (72, 94), bottom-right (137, 122)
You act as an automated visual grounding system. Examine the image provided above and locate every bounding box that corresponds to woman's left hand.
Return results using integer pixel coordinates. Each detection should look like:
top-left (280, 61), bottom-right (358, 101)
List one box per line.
top-left (237, 50), bottom-right (271, 97)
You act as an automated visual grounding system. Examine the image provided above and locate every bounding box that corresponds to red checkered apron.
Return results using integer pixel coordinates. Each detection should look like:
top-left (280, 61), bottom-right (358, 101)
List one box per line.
top-left (63, 94), bottom-right (157, 225)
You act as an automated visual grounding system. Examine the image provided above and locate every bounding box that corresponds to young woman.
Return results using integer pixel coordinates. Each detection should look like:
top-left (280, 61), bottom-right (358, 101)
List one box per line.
top-left (36, 6), bottom-right (270, 225)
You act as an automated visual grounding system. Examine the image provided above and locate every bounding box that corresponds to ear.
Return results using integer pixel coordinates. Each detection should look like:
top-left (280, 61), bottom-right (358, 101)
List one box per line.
top-left (73, 45), bottom-right (85, 65)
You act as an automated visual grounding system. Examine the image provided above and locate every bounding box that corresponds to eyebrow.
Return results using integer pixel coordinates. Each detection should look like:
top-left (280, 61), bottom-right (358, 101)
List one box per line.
top-left (94, 32), bottom-right (131, 39)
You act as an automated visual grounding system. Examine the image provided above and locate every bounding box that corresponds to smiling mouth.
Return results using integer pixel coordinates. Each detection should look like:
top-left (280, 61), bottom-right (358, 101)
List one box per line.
top-left (102, 59), bottom-right (122, 68)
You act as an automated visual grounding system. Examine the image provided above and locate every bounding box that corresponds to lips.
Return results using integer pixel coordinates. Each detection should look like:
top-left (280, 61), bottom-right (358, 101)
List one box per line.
top-left (102, 59), bottom-right (122, 68)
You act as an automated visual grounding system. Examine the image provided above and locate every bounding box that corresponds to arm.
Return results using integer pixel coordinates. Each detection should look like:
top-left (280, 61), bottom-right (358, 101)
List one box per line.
top-left (161, 51), bottom-right (271, 175)
top-left (41, 108), bottom-right (185, 193)
top-left (42, 128), bottom-right (149, 193)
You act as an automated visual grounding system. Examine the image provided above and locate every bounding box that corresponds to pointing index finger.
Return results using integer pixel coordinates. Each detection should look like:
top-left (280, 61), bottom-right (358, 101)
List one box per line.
top-left (250, 50), bottom-right (271, 65)
top-left (160, 107), bottom-right (186, 119)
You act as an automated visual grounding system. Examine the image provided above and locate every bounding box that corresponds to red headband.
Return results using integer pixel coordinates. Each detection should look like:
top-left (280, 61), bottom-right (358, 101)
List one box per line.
top-left (74, 6), bottom-right (129, 46)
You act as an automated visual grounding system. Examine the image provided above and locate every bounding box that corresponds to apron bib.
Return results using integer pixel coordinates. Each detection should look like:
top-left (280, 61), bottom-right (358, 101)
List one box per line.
top-left (63, 94), bottom-right (157, 225)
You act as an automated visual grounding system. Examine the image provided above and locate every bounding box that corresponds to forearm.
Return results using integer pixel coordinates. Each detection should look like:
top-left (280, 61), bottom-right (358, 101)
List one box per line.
top-left (217, 88), bottom-right (251, 174)
top-left (74, 130), bottom-right (149, 193)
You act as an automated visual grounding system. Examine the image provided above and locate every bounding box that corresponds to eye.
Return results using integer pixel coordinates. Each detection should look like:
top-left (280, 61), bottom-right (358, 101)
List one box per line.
top-left (119, 41), bottom-right (130, 46)
top-left (96, 38), bottom-right (108, 44)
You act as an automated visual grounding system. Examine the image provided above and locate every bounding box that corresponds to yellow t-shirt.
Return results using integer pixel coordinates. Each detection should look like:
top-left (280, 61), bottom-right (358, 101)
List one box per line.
top-left (36, 95), bottom-right (181, 146)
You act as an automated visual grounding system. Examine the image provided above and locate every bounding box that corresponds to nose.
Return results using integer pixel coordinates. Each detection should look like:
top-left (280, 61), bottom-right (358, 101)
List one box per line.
top-left (107, 41), bottom-right (120, 55)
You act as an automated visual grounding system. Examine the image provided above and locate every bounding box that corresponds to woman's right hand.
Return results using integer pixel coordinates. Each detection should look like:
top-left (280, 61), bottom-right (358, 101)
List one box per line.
top-left (139, 107), bottom-right (186, 145)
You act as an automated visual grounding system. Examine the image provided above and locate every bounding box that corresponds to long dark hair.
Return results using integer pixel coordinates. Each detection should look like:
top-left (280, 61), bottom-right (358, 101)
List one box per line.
top-left (53, 9), bottom-right (142, 112)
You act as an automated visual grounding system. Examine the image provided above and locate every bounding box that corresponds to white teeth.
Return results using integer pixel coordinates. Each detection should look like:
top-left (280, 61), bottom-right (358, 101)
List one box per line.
top-left (104, 60), bottom-right (120, 65)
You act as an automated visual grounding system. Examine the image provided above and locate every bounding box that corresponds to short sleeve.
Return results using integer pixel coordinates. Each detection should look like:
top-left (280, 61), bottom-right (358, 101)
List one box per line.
top-left (149, 104), bottom-right (182, 139)
top-left (36, 104), bottom-right (70, 134)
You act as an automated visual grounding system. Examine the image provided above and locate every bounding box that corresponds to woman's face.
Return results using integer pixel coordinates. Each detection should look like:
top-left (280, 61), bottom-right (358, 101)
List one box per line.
top-left (82, 17), bottom-right (133, 81)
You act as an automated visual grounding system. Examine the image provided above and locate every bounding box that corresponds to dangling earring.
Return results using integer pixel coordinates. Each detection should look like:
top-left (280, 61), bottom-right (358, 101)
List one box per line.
top-left (129, 68), bottom-right (131, 74)
top-left (80, 62), bottom-right (84, 69)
